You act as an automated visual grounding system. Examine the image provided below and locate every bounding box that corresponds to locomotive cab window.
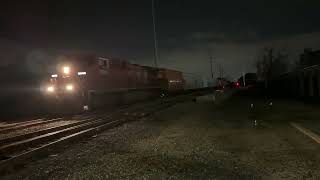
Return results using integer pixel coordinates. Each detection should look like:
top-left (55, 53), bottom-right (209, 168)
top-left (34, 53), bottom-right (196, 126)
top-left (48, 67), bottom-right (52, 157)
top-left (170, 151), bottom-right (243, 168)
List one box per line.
top-left (98, 58), bottom-right (109, 69)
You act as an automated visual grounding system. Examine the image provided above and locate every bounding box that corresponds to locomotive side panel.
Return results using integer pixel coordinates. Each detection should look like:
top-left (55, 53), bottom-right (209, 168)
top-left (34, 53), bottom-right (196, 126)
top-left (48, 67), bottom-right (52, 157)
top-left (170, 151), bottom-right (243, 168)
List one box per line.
top-left (158, 68), bottom-right (184, 91)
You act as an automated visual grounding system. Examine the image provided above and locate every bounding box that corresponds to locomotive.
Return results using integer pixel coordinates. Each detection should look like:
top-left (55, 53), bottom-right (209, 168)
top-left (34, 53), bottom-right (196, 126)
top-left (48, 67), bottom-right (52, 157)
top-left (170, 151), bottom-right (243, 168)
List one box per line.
top-left (42, 54), bottom-right (185, 111)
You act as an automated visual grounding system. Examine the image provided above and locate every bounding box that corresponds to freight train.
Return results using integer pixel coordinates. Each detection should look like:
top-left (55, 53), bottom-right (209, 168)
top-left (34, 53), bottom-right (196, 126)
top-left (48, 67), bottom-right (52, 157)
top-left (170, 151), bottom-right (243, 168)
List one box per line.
top-left (42, 54), bottom-right (185, 111)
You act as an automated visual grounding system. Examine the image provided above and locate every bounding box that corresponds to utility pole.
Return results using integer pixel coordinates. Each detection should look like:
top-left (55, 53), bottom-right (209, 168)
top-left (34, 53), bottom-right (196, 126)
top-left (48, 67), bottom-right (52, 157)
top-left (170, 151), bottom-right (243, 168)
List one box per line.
top-left (208, 48), bottom-right (214, 80)
top-left (269, 48), bottom-right (273, 79)
top-left (210, 55), bottom-right (214, 80)
top-left (242, 65), bottom-right (246, 87)
top-left (218, 63), bottom-right (223, 78)
top-left (152, 0), bottom-right (158, 67)
top-left (242, 71), bottom-right (246, 87)
top-left (265, 48), bottom-right (273, 89)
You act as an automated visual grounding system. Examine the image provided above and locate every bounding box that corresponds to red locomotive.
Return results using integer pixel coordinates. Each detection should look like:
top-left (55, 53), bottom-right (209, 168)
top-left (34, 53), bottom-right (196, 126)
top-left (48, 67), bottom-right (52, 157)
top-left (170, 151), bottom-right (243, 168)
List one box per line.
top-left (42, 54), bottom-right (184, 110)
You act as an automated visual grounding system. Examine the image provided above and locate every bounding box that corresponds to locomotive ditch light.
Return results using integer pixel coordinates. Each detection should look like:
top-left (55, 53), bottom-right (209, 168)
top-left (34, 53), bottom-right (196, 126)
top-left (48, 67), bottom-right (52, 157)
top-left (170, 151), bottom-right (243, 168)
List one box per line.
top-left (65, 84), bottom-right (73, 91)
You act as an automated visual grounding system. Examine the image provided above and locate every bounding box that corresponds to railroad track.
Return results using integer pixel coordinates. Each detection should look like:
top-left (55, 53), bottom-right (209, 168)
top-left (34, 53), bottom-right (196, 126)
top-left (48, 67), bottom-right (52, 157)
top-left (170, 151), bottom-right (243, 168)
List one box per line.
top-left (0, 97), bottom-right (182, 174)
top-left (0, 117), bottom-right (65, 134)
top-left (0, 109), bottom-right (116, 135)
top-left (0, 107), bottom-right (129, 155)
top-left (0, 116), bottom-right (104, 146)
top-left (0, 118), bottom-right (46, 129)
top-left (0, 89), bottom-right (208, 174)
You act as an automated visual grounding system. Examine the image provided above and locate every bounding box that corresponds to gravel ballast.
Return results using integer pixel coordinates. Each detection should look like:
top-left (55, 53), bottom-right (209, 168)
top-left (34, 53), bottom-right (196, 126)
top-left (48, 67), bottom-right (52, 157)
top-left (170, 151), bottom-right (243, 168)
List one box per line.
top-left (2, 94), bottom-right (320, 179)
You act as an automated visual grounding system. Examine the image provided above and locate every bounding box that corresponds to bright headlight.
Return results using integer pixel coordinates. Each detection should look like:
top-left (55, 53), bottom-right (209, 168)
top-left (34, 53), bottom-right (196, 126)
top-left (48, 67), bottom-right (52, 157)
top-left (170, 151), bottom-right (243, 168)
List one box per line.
top-left (66, 84), bottom-right (73, 91)
top-left (47, 86), bottom-right (54, 92)
top-left (63, 66), bottom-right (70, 74)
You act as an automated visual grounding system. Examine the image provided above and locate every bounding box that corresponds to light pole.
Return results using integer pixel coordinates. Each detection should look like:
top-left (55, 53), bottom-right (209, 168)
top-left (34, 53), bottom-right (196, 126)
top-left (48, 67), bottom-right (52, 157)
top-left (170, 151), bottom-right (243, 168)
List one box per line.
top-left (152, 0), bottom-right (159, 67)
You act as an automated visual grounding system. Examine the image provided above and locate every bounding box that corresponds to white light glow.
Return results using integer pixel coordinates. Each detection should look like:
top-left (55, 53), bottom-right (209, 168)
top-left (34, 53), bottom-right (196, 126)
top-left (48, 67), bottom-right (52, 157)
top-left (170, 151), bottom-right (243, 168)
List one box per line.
top-left (47, 86), bottom-right (54, 92)
top-left (63, 66), bottom-right (70, 74)
top-left (66, 84), bottom-right (73, 91)
top-left (169, 80), bottom-right (181, 83)
top-left (51, 74), bottom-right (58, 78)
top-left (77, 72), bottom-right (86, 75)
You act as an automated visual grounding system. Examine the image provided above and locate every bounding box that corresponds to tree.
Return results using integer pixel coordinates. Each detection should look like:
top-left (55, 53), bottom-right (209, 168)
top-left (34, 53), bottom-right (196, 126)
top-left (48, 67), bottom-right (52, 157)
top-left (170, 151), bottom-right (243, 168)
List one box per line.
top-left (217, 62), bottom-right (224, 78)
top-left (255, 47), bottom-right (288, 88)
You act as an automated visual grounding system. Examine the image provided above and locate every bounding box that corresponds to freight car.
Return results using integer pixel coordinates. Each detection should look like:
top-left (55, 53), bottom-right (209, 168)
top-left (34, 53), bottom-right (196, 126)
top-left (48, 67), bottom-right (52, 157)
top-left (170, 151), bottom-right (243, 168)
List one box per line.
top-left (42, 54), bottom-right (185, 111)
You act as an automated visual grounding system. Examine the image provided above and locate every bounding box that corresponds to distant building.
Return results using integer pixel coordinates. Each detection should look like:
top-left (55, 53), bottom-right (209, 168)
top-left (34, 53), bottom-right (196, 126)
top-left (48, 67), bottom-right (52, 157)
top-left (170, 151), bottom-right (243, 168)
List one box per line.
top-left (299, 48), bottom-right (320, 68)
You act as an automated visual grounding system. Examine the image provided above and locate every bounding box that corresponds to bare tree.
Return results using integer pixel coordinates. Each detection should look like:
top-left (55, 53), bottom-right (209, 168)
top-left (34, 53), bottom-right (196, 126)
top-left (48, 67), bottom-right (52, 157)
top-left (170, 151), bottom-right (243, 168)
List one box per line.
top-left (255, 47), bottom-right (288, 88)
top-left (216, 62), bottom-right (224, 78)
top-left (255, 47), bottom-right (269, 81)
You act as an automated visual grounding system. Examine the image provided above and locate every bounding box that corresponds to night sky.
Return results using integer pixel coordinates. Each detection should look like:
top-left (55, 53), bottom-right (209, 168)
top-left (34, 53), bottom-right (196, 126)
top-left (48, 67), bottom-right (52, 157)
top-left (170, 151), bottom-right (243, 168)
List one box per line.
top-left (1, 0), bottom-right (320, 79)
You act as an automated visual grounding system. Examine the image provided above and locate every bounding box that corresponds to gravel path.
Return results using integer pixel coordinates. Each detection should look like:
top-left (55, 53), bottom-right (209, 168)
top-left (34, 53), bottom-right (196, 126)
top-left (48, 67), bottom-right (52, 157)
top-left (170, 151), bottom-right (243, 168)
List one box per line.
top-left (2, 94), bottom-right (320, 179)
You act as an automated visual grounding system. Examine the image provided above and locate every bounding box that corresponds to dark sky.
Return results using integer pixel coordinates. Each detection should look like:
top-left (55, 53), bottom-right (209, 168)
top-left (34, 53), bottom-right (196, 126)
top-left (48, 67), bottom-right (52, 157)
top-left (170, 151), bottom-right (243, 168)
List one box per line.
top-left (1, 0), bottom-right (320, 79)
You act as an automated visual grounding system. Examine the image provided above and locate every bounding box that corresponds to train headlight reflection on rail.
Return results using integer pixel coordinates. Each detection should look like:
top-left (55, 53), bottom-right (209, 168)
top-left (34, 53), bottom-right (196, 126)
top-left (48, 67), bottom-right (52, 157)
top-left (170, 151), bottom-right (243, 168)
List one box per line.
top-left (47, 86), bottom-right (54, 92)
top-left (65, 84), bottom-right (73, 91)
top-left (63, 66), bottom-right (70, 74)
